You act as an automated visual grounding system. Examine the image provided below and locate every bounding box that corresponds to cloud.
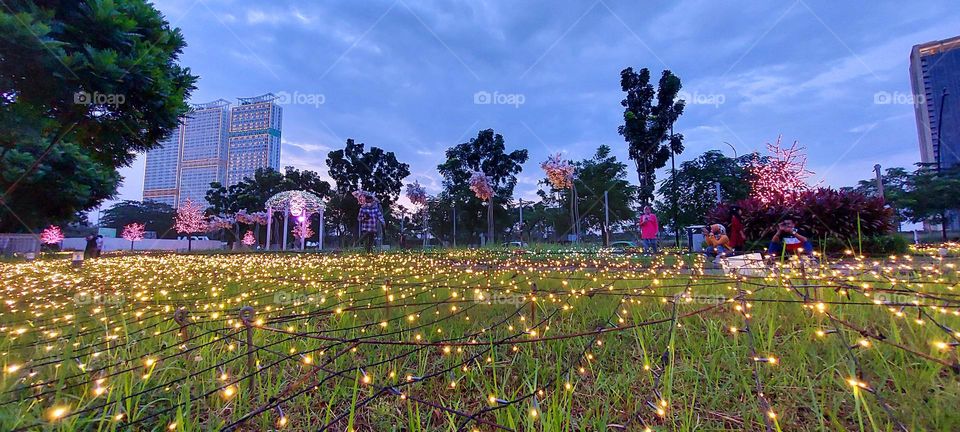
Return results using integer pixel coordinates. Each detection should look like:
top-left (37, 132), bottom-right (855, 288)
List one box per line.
top-left (282, 139), bottom-right (332, 153)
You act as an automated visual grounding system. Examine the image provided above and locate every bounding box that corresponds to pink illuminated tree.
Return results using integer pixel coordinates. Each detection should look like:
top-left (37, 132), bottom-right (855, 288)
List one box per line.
top-left (749, 136), bottom-right (813, 205)
top-left (175, 199), bottom-right (207, 251)
top-left (242, 230), bottom-right (256, 247)
top-left (39, 225), bottom-right (64, 245)
top-left (122, 223), bottom-right (145, 251)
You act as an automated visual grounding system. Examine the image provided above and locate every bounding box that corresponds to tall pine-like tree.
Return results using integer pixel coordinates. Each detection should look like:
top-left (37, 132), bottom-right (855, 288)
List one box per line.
top-left (618, 68), bottom-right (685, 204)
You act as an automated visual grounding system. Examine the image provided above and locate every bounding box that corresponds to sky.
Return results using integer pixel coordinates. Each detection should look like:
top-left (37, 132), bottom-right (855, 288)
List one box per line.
top-left (105, 0), bottom-right (960, 214)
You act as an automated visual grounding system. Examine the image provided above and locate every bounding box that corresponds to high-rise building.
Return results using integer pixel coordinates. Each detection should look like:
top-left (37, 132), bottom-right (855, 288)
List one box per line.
top-left (142, 95), bottom-right (283, 209)
top-left (910, 35), bottom-right (960, 230)
top-left (910, 35), bottom-right (960, 169)
top-left (227, 93), bottom-right (283, 186)
top-left (176, 99), bottom-right (231, 207)
top-left (142, 128), bottom-right (182, 208)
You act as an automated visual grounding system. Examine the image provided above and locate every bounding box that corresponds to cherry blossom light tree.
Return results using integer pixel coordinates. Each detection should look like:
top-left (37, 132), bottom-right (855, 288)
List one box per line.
top-left (122, 223), bottom-right (145, 251)
top-left (242, 230), bottom-right (256, 247)
top-left (174, 199), bottom-right (207, 251)
top-left (749, 136), bottom-right (813, 205)
top-left (40, 225), bottom-right (64, 245)
top-left (470, 172), bottom-right (495, 243)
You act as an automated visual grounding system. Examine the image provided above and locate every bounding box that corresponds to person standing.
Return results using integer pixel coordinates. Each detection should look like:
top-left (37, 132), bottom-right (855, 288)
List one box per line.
top-left (357, 195), bottom-right (385, 253)
top-left (638, 206), bottom-right (659, 254)
top-left (84, 234), bottom-right (97, 259)
top-left (728, 206), bottom-right (746, 251)
top-left (94, 235), bottom-right (104, 258)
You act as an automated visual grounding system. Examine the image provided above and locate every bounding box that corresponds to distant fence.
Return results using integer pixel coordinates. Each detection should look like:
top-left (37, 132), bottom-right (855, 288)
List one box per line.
top-left (62, 237), bottom-right (224, 252)
top-left (0, 234), bottom-right (41, 256)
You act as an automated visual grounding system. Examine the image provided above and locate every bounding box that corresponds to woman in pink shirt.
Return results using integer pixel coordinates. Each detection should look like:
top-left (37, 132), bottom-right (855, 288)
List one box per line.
top-left (638, 206), bottom-right (659, 254)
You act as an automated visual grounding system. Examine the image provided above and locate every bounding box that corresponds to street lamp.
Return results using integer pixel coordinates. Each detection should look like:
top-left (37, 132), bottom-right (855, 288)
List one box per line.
top-left (451, 201), bottom-right (457, 248)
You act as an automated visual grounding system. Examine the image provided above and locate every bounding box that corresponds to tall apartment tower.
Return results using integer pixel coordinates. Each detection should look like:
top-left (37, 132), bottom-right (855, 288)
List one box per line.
top-left (143, 95), bottom-right (283, 208)
top-left (910, 35), bottom-right (960, 231)
top-left (910, 35), bottom-right (960, 169)
top-left (142, 129), bottom-right (182, 208)
top-left (226, 94), bottom-right (283, 186)
top-left (176, 99), bottom-right (231, 207)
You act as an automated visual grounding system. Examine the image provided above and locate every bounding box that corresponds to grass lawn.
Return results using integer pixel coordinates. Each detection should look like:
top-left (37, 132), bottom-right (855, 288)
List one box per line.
top-left (0, 250), bottom-right (957, 431)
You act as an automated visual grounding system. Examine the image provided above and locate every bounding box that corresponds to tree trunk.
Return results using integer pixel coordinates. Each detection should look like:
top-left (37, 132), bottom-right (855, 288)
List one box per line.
top-left (941, 211), bottom-right (948, 241)
top-left (487, 198), bottom-right (494, 244)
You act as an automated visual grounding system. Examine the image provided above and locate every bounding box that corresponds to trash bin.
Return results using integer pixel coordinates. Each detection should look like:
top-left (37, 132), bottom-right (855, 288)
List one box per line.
top-left (685, 225), bottom-right (707, 253)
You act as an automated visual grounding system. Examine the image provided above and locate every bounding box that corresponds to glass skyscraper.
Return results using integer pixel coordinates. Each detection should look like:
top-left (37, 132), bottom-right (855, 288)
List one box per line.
top-left (142, 95), bottom-right (282, 209)
top-left (911, 35), bottom-right (960, 169)
top-left (176, 99), bottom-right (231, 207)
top-left (911, 35), bottom-right (960, 229)
top-left (142, 130), bottom-right (181, 208)
top-left (227, 94), bottom-right (283, 186)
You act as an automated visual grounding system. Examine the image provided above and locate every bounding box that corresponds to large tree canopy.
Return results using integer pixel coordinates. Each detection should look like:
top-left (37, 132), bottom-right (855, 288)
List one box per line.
top-left (205, 166), bottom-right (331, 215)
top-left (100, 200), bottom-right (177, 239)
top-left (437, 129), bottom-right (528, 242)
top-left (325, 139), bottom-right (410, 242)
top-left (0, 0), bottom-right (197, 231)
top-left (618, 68), bottom-right (685, 203)
top-left (656, 150), bottom-right (754, 232)
top-left (326, 138), bottom-right (410, 208)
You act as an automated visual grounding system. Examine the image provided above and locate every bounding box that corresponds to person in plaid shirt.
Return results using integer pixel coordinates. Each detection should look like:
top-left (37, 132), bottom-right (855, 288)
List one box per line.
top-left (357, 195), bottom-right (384, 252)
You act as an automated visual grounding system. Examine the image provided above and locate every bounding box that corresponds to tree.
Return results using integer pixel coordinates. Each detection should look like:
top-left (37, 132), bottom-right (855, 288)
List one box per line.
top-left (540, 145), bottom-right (639, 242)
top-left (326, 139), bottom-right (410, 243)
top-left (39, 225), bottom-right (64, 245)
top-left (174, 199), bottom-right (207, 251)
top-left (101, 201), bottom-right (177, 239)
top-left (122, 223), bottom-right (145, 251)
top-left (0, 0), bottom-right (197, 231)
top-left (898, 165), bottom-right (960, 240)
top-left (438, 129), bottom-right (528, 243)
top-left (656, 150), bottom-right (754, 232)
top-left (205, 166), bottom-right (331, 246)
top-left (748, 136), bottom-right (812, 204)
top-left (242, 230), bottom-right (256, 247)
top-left (618, 68), bottom-right (685, 203)
top-left (851, 167), bottom-right (911, 230)
top-left (0, 142), bottom-right (120, 231)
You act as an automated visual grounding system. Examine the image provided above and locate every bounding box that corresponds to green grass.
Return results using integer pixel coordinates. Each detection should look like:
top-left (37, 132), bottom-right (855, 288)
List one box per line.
top-left (0, 249), bottom-right (957, 431)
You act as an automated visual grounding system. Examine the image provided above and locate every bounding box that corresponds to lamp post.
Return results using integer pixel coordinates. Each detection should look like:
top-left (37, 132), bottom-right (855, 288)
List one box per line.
top-left (873, 164), bottom-right (885, 202)
top-left (451, 202), bottom-right (457, 248)
top-left (516, 198), bottom-right (528, 243)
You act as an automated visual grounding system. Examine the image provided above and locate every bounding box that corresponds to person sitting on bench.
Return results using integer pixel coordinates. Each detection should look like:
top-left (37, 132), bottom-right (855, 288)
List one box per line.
top-left (767, 217), bottom-right (813, 257)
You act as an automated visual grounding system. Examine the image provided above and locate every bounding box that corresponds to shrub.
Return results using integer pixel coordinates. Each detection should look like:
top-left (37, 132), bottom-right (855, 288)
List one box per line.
top-left (708, 188), bottom-right (894, 247)
top-left (819, 234), bottom-right (909, 255)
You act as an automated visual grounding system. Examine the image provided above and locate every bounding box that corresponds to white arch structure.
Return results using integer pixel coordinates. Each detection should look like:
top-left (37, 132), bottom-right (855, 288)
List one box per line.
top-left (264, 190), bottom-right (325, 251)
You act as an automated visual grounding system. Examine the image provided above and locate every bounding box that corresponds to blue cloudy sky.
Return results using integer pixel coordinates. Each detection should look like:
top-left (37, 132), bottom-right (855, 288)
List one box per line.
top-left (111, 0), bottom-right (960, 207)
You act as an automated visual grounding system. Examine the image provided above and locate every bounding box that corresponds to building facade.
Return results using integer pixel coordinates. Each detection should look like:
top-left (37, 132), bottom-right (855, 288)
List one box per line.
top-left (142, 95), bottom-right (282, 209)
top-left (227, 94), bottom-right (283, 186)
top-left (142, 129), bottom-right (181, 208)
top-left (910, 35), bottom-right (960, 230)
top-left (176, 99), bottom-right (231, 207)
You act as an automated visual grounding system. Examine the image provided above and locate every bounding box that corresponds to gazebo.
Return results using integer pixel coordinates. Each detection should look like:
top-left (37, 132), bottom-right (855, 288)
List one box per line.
top-left (264, 190), bottom-right (325, 251)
